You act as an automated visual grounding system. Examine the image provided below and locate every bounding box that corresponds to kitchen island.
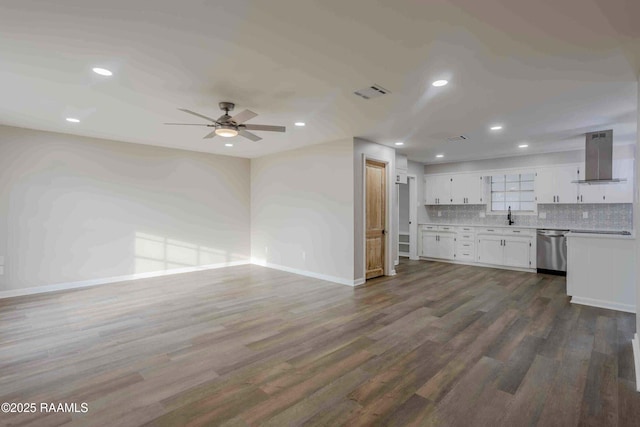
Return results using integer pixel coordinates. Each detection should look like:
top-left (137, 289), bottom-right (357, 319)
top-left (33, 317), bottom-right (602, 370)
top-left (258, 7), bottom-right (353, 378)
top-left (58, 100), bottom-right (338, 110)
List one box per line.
top-left (566, 231), bottom-right (636, 313)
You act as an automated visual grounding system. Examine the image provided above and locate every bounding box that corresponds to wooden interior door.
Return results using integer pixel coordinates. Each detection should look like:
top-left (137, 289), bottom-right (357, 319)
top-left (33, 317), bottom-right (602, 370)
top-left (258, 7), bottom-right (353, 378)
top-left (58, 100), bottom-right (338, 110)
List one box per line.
top-left (366, 160), bottom-right (386, 279)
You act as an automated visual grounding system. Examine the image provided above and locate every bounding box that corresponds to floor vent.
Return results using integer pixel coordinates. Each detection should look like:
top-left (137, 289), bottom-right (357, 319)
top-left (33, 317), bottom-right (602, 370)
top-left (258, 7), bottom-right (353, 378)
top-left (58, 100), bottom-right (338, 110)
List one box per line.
top-left (446, 135), bottom-right (468, 143)
top-left (354, 84), bottom-right (391, 100)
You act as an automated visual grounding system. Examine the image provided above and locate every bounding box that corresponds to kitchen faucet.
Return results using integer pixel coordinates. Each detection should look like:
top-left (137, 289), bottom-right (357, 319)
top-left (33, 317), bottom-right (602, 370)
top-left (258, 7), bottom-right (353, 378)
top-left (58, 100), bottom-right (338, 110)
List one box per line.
top-left (507, 206), bottom-right (514, 225)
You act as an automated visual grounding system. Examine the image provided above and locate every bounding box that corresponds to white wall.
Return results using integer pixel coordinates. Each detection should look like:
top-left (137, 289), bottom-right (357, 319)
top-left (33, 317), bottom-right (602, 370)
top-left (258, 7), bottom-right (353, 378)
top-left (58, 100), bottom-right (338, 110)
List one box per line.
top-left (398, 183), bottom-right (410, 234)
top-left (0, 125), bottom-right (251, 292)
top-left (424, 145), bottom-right (636, 175)
top-left (354, 138), bottom-right (396, 281)
top-left (636, 76), bottom-right (640, 344)
top-left (251, 138), bottom-right (354, 284)
top-left (408, 160), bottom-right (429, 225)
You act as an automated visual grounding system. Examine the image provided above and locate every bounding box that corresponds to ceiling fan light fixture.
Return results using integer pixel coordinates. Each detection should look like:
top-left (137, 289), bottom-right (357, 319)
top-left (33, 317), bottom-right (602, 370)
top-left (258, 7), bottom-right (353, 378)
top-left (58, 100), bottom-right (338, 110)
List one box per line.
top-left (215, 125), bottom-right (238, 138)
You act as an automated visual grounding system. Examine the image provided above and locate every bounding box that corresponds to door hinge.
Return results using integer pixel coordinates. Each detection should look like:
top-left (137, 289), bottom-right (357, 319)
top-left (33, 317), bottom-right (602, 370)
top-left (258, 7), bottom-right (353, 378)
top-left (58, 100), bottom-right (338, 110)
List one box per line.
top-left (529, 242), bottom-right (531, 247)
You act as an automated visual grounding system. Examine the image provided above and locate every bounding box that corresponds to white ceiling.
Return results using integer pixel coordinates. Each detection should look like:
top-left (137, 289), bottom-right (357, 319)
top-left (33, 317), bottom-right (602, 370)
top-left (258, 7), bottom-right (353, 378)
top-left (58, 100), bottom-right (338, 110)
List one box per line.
top-left (0, 0), bottom-right (639, 162)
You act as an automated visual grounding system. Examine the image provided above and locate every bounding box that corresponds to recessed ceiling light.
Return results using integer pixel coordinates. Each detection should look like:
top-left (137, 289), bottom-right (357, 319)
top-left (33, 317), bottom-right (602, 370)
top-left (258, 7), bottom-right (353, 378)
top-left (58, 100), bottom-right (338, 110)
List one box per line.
top-left (432, 80), bottom-right (448, 87)
top-left (436, 154), bottom-right (444, 158)
top-left (224, 143), bottom-right (233, 147)
top-left (294, 122), bottom-right (306, 127)
top-left (518, 144), bottom-right (529, 148)
top-left (66, 117), bottom-right (80, 123)
top-left (490, 125), bottom-right (503, 131)
top-left (92, 67), bottom-right (113, 76)
top-left (394, 142), bottom-right (404, 146)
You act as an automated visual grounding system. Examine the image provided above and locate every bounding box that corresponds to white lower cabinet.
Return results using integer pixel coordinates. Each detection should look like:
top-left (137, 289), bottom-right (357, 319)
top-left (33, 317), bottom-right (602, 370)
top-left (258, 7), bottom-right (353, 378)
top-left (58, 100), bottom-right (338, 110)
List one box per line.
top-left (477, 235), bottom-right (503, 265)
top-left (477, 233), bottom-right (533, 268)
top-left (420, 229), bottom-right (455, 260)
top-left (420, 225), bottom-right (534, 270)
top-left (503, 236), bottom-right (532, 268)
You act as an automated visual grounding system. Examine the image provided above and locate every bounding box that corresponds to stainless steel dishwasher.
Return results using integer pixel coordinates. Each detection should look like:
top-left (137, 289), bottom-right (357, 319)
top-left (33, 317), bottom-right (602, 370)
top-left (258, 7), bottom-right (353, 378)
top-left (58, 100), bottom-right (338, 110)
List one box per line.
top-left (536, 229), bottom-right (570, 275)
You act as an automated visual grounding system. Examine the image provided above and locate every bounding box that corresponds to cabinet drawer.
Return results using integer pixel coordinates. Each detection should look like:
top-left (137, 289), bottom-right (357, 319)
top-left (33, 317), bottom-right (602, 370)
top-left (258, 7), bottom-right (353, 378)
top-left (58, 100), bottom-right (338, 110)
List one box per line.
top-left (457, 241), bottom-right (475, 250)
top-left (458, 251), bottom-right (475, 261)
top-left (458, 233), bottom-right (475, 241)
top-left (478, 227), bottom-right (501, 234)
top-left (457, 226), bottom-right (475, 232)
top-left (438, 225), bottom-right (454, 232)
top-left (506, 228), bottom-right (533, 236)
top-left (423, 225), bottom-right (437, 231)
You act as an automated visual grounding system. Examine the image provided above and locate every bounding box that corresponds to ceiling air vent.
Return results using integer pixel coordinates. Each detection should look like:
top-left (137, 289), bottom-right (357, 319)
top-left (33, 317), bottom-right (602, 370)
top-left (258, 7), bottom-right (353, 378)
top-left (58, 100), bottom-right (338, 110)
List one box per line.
top-left (446, 135), bottom-right (468, 143)
top-left (354, 84), bottom-right (391, 100)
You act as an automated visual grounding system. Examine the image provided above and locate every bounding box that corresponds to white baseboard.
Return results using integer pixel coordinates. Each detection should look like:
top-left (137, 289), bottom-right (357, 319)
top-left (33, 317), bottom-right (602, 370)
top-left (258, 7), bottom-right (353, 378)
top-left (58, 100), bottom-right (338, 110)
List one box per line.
top-left (250, 258), bottom-right (358, 287)
top-left (570, 296), bottom-right (636, 314)
top-left (0, 260), bottom-right (251, 300)
top-left (353, 277), bottom-right (366, 287)
top-left (632, 334), bottom-right (640, 392)
top-left (419, 257), bottom-right (536, 273)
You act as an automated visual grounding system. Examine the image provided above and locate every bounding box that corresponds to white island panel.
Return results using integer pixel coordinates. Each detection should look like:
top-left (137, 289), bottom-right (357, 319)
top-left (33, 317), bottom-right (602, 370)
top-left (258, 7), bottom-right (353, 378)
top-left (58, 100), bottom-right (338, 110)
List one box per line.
top-left (567, 233), bottom-right (636, 313)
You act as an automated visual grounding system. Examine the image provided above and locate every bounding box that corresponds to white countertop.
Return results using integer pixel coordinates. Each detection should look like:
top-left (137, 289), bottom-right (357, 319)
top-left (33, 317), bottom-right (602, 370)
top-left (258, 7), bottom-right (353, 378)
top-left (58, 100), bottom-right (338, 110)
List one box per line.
top-left (566, 231), bottom-right (635, 240)
top-left (419, 222), bottom-right (542, 229)
top-left (419, 222), bottom-right (634, 238)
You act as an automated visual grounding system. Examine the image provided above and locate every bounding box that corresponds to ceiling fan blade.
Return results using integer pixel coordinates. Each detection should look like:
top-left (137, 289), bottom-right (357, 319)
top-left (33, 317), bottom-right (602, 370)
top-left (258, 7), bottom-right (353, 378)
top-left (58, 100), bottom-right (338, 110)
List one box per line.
top-left (203, 130), bottom-right (217, 139)
top-left (239, 130), bottom-right (262, 142)
top-left (164, 123), bottom-right (211, 126)
top-left (178, 108), bottom-right (219, 124)
top-left (243, 124), bottom-right (286, 132)
top-left (231, 109), bottom-right (258, 124)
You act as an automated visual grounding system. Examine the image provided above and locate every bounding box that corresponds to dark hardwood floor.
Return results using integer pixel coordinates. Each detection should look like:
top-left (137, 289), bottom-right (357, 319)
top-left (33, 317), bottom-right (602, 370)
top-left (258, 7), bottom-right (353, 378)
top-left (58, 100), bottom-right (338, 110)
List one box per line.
top-left (1, 259), bottom-right (639, 426)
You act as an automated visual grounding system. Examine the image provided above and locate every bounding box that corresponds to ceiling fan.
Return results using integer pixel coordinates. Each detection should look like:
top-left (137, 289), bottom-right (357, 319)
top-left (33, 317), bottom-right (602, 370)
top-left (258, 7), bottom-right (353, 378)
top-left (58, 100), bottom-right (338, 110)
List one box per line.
top-left (165, 102), bottom-right (285, 142)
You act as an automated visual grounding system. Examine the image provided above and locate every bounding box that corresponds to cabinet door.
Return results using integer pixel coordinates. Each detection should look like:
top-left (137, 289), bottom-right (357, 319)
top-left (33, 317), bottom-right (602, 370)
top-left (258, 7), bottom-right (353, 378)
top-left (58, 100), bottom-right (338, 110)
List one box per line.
top-left (477, 235), bottom-right (503, 265)
top-left (536, 165), bottom-right (578, 204)
top-left (425, 176), bottom-right (438, 205)
top-left (451, 173), bottom-right (483, 204)
top-left (578, 182), bottom-right (606, 203)
top-left (503, 237), bottom-right (531, 268)
top-left (422, 232), bottom-right (439, 258)
top-left (605, 159), bottom-right (634, 203)
top-left (438, 233), bottom-right (456, 260)
top-left (555, 166), bottom-right (578, 204)
top-left (450, 174), bottom-right (467, 205)
top-left (435, 175), bottom-right (452, 205)
top-left (535, 167), bottom-right (556, 204)
top-left (467, 174), bottom-right (485, 205)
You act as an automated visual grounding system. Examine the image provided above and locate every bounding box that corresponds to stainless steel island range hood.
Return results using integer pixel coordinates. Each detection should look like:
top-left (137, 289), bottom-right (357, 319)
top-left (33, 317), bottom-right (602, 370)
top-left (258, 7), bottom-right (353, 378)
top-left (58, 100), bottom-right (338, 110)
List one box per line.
top-left (573, 129), bottom-right (626, 184)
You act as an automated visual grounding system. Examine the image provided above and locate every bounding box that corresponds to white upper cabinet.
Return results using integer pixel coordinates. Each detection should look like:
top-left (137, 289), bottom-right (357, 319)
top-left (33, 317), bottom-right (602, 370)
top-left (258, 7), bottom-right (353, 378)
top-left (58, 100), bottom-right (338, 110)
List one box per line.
top-left (425, 157), bottom-right (633, 207)
top-left (451, 173), bottom-right (484, 205)
top-left (395, 153), bottom-right (408, 184)
top-left (424, 175), bottom-right (452, 205)
top-left (605, 158), bottom-right (634, 203)
top-left (578, 158), bottom-right (635, 204)
top-left (425, 173), bottom-right (484, 205)
top-left (535, 165), bottom-right (578, 204)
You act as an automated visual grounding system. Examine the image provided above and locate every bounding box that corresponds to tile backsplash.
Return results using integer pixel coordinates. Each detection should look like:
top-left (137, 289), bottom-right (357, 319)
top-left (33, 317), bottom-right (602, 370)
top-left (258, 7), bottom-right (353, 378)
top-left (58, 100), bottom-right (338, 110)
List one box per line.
top-left (423, 204), bottom-right (633, 231)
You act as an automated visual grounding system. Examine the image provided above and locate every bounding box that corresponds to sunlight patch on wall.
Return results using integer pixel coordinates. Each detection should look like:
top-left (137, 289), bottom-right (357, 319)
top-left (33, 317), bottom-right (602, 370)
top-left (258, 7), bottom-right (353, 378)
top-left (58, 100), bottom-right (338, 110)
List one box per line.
top-left (134, 232), bottom-right (234, 274)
